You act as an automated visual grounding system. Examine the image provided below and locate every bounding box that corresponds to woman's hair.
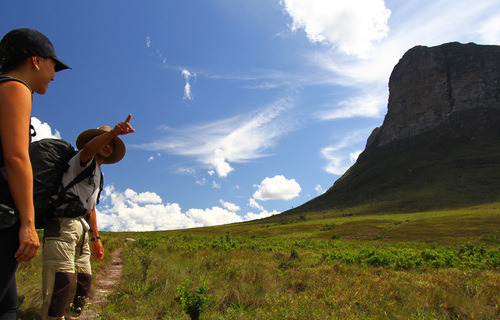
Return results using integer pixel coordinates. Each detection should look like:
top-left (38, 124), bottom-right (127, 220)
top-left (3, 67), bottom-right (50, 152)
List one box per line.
top-left (0, 34), bottom-right (30, 73)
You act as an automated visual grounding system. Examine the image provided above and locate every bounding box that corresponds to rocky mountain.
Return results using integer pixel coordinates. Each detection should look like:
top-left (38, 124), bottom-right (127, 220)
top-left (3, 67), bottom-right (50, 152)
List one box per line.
top-left (284, 42), bottom-right (500, 216)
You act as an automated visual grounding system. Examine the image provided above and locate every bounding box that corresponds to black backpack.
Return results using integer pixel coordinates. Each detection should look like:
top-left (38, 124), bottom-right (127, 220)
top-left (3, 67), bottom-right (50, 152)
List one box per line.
top-left (30, 139), bottom-right (103, 229)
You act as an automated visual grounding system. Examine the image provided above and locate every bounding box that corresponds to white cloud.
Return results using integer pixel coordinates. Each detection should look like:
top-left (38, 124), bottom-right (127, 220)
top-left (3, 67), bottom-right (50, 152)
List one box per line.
top-left (211, 148), bottom-right (234, 177)
top-left (476, 14), bottom-right (500, 44)
top-left (248, 198), bottom-right (264, 211)
top-left (315, 91), bottom-right (387, 120)
top-left (182, 69), bottom-right (195, 100)
top-left (244, 210), bottom-right (278, 221)
top-left (196, 177), bottom-right (207, 186)
top-left (186, 207), bottom-right (243, 226)
top-left (98, 186), bottom-right (199, 231)
top-left (253, 175), bottom-right (301, 201)
top-left (30, 117), bottom-right (61, 141)
top-left (321, 131), bottom-right (366, 175)
top-left (212, 181), bottom-right (221, 189)
top-left (97, 186), bottom-right (279, 231)
top-left (281, 0), bottom-right (391, 57)
top-left (139, 98), bottom-right (296, 178)
top-left (219, 199), bottom-right (241, 212)
top-left (123, 188), bottom-right (162, 204)
top-left (175, 167), bottom-right (195, 175)
top-left (315, 184), bottom-right (326, 195)
top-left (246, 198), bottom-right (279, 220)
top-left (350, 150), bottom-right (362, 163)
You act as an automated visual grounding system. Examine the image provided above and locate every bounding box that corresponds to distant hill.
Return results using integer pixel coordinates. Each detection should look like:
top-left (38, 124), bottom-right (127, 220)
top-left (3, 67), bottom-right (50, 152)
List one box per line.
top-left (283, 42), bottom-right (500, 216)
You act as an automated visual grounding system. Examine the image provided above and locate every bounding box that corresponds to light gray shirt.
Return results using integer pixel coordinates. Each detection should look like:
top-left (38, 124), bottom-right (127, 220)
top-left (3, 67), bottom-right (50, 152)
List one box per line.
top-left (61, 151), bottom-right (101, 212)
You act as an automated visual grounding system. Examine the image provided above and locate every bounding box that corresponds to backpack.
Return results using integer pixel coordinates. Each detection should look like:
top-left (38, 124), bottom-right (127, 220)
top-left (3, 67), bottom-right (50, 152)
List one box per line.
top-left (30, 138), bottom-right (103, 229)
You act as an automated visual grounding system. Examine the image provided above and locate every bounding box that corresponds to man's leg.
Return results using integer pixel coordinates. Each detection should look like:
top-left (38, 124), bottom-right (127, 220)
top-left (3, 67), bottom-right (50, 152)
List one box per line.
top-left (42, 267), bottom-right (75, 320)
top-left (65, 273), bottom-right (91, 319)
top-left (42, 218), bottom-right (83, 320)
top-left (65, 222), bottom-right (92, 320)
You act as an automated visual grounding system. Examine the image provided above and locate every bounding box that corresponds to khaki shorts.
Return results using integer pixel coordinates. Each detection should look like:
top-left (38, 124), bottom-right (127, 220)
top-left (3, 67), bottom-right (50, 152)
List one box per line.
top-left (41, 217), bottom-right (92, 320)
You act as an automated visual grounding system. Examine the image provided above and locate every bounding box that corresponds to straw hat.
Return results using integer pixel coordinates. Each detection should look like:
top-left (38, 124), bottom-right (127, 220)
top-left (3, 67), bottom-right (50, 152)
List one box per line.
top-left (76, 126), bottom-right (125, 164)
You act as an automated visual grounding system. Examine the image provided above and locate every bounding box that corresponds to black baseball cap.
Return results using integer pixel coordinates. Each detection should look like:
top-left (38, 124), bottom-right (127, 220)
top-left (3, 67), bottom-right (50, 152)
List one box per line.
top-left (2, 28), bottom-right (71, 72)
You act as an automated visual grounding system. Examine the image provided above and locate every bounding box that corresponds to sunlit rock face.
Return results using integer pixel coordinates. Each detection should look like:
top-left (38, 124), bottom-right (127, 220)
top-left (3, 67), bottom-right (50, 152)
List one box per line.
top-left (284, 42), bottom-right (500, 215)
top-left (367, 42), bottom-right (500, 149)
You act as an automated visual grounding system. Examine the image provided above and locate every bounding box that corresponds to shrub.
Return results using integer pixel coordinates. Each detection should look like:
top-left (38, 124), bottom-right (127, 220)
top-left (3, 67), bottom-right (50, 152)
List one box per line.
top-left (175, 277), bottom-right (215, 320)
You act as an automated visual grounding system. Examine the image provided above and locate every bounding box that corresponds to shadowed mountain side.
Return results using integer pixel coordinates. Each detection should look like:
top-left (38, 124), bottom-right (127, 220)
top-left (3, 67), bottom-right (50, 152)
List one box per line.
top-left (281, 42), bottom-right (500, 217)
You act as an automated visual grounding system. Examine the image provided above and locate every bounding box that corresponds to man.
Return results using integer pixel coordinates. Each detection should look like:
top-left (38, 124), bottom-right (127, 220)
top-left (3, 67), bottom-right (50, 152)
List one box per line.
top-left (41, 114), bottom-right (135, 320)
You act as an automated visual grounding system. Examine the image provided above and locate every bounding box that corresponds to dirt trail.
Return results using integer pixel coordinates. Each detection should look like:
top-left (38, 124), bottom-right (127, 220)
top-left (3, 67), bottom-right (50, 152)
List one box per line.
top-left (80, 247), bottom-right (124, 319)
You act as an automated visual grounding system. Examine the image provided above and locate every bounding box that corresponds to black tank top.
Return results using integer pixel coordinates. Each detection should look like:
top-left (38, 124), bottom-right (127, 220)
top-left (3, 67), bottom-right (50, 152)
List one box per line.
top-left (0, 75), bottom-right (32, 206)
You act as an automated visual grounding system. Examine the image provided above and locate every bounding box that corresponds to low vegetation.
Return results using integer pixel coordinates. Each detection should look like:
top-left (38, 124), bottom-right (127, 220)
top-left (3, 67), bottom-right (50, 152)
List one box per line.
top-left (16, 206), bottom-right (499, 319)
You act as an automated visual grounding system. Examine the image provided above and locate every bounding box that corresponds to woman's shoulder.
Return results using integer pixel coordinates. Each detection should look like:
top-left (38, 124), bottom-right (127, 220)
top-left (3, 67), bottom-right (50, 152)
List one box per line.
top-left (0, 76), bottom-right (33, 115)
top-left (0, 76), bottom-right (31, 99)
top-left (0, 75), bottom-right (31, 90)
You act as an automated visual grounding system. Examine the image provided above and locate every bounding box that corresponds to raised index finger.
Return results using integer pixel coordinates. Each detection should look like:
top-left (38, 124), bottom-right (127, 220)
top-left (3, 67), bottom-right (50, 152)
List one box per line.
top-left (125, 114), bottom-right (132, 124)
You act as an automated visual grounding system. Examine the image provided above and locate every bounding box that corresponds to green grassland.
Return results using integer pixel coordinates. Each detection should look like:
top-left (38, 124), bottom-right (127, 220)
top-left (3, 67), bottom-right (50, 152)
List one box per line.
top-left (14, 99), bottom-right (500, 319)
top-left (16, 205), bottom-right (499, 319)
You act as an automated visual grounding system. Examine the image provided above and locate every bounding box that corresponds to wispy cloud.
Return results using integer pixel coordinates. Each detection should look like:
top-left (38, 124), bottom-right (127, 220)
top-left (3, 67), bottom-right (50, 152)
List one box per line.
top-left (139, 98), bottom-right (297, 177)
top-left (315, 90), bottom-right (387, 120)
top-left (320, 130), bottom-right (368, 175)
top-left (182, 69), bottom-right (196, 100)
top-left (315, 184), bottom-right (326, 195)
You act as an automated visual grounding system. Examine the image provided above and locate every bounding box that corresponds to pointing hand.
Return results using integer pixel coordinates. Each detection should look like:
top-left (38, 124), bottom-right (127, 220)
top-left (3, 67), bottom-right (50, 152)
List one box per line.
top-left (114, 114), bottom-right (135, 136)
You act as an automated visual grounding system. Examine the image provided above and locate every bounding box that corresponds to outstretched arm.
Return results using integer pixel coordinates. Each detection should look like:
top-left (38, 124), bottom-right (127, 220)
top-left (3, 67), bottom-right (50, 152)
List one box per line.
top-left (80, 114), bottom-right (135, 165)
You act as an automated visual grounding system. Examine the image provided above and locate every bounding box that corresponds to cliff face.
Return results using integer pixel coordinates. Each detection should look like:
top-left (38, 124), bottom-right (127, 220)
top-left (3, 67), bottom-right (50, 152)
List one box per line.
top-left (367, 42), bottom-right (500, 148)
top-left (284, 42), bottom-right (500, 216)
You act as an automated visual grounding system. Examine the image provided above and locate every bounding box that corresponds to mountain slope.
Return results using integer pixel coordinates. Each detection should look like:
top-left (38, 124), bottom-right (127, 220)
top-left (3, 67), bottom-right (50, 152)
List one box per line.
top-left (283, 42), bottom-right (500, 216)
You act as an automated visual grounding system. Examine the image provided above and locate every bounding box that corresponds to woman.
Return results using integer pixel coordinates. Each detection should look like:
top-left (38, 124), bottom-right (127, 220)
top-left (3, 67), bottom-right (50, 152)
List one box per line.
top-left (0, 28), bottom-right (70, 319)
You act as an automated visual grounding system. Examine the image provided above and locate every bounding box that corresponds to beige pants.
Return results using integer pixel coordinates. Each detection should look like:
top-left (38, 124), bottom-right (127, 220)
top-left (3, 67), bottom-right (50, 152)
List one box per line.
top-left (41, 217), bottom-right (92, 320)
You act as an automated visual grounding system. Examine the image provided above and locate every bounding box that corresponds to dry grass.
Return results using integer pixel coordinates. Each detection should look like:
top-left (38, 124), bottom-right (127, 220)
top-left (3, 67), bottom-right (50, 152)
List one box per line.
top-left (15, 209), bottom-right (500, 319)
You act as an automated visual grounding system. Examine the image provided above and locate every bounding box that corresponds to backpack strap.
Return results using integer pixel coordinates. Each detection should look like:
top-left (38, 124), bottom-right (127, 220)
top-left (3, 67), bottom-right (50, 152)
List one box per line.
top-left (59, 159), bottom-right (97, 194)
top-left (96, 172), bottom-right (103, 205)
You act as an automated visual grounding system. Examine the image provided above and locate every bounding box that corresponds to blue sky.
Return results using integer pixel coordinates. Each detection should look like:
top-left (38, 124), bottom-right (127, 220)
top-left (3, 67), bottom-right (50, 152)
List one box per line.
top-left (3, 0), bottom-right (499, 231)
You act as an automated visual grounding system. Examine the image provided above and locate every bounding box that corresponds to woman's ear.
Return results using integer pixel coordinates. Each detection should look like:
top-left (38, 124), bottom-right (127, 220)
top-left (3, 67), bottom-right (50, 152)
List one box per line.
top-left (31, 56), bottom-right (40, 70)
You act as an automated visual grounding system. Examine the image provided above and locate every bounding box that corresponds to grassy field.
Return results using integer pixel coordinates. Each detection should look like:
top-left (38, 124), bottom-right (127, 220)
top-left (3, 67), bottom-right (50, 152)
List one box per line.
top-left (16, 205), bottom-right (500, 319)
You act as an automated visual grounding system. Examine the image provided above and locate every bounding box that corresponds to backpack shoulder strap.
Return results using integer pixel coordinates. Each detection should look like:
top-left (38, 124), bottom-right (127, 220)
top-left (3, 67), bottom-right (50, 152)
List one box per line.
top-left (60, 159), bottom-right (97, 194)
top-left (96, 171), bottom-right (103, 205)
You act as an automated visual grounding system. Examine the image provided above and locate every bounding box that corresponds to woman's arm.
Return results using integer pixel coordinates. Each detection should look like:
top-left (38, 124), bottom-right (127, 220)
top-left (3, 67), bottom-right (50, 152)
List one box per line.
top-left (0, 81), bottom-right (40, 262)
